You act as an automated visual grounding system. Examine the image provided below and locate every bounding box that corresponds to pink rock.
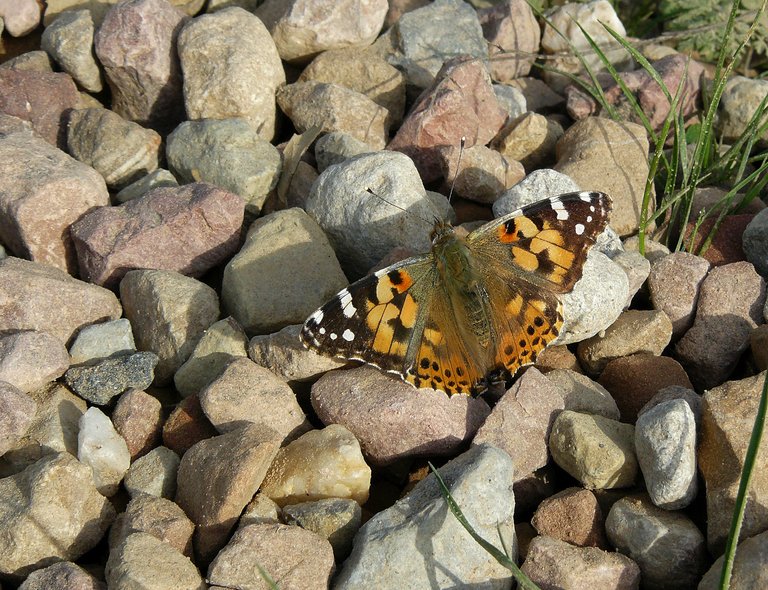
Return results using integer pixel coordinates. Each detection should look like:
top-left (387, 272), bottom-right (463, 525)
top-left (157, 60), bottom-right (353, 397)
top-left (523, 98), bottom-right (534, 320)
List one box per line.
top-left (388, 56), bottom-right (508, 182)
top-left (478, 0), bottom-right (540, 82)
top-left (682, 214), bottom-right (754, 267)
top-left (94, 0), bottom-right (187, 131)
top-left (112, 389), bottom-right (164, 460)
top-left (0, 257), bottom-right (122, 346)
top-left (0, 0), bottom-right (42, 37)
top-left (0, 69), bottom-right (79, 148)
top-left (531, 487), bottom-right (608, 548)
top-left (0, 330), bottom-right (69, 394)
top-left (162, 394), bottom-right (218, 456)
top-left (71, 183), bottom-right (245, 288)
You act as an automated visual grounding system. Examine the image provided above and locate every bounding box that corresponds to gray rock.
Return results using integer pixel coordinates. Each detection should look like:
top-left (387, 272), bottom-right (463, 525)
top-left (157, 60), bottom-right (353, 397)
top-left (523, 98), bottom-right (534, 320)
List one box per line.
top-left (493, 83), bottom-right (527, 120)
top-left (623, 234), bottom-right (670, 264)
top-left (40, 9), bottom-right (103, 92)
top-left (638, 385), bottom-right (702, 426)
top-left (717, 75), bottom-right (768, 145)
top-left (124, 446), bottom-right (180, 499)
top-left (67, 107), bottom-right (161, 189)
top-left (333, 444), bottom-right (516, 589)
top-left (698, 529), bottom-right (768, 589)
top-left (282, 498), bottom-right (361, 561)
top-left (314, 131), bottom-right (374, 173)
top-left (68, 318), bottom-right (136, 365)
top-left (64, 351), bottom-right (159, 405)
top-left (114, 168), bottom-right (178, 204)
top-left (635, 399), bottom-right (697, 509)
top-left (612, 249), bottom-right (651, 308)
top-left (606, 496), bottom-right (706, 590)
top-left (166, 118), bottom-right (281, 214)
top-left (744, 208), bottom-right (768, 278)
top-left (544, 369), bottom-right (621, 420)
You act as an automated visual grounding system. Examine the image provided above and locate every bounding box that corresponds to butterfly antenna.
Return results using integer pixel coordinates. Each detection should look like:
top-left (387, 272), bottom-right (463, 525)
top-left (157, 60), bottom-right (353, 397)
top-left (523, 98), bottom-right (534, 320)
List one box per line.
top-left (365, 188), bottom-right (433, 227)
top-left (446, 136), bottom-right (466, 206)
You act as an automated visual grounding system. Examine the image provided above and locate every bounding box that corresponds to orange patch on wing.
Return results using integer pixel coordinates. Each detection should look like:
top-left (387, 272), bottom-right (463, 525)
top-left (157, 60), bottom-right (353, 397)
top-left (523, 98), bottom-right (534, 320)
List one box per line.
top-left (498, 216), bottom-right (538, 243)
top-left (511, 246), bottom-right (540, 272)
top-left (371, 303), bottom-right (399, 353)
top-left (400, 293), bottom-right (418, 329)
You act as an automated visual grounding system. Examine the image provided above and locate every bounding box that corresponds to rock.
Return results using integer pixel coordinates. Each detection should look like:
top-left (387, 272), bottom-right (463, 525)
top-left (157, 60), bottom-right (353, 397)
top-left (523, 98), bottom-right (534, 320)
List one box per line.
top-left (478, 0), bottom-right (540, 82)
top-left (114, 168), bottom-right (179, 204)
top-left (175, 424), bottom-right (279, 562)
top-left (698, 529), bottom-right (768, 590)
top-left (699, 371), bottom-right (768, 554)
top-left (521, 535), bottom-right (640, 590)
top-left (635, 399), bottom-right (697, 509)
top-left (174, 317), bottom-right (249, 397)
top-left (112, 389), bottom-right (163, 459)
top-left (492, 169), bottom-right (581, 218)
top-left (277, 81), bottom-right (390, 149)
top-left (94, 0), bottom-right (187, 131)
top-left (105, 532), bottom-right (204, 590)
top-left (388, 56), bottom-right (507, 182)
top-left (682, 214), bottom-right (753, 267)
top-left (0, 257), bottom-right (122, 343)
top-left (166, 118), bottom-right (282, 214)
top-left (493, 112), bottom-right (564, 170)
top-left (623, 234), bottom-right (671, 263)
top-left (531, 487), bottom-right (608, 548)
top-left (111, 493), bottom-right (194, 558)
top-left (0, 453), bottom-right (115, 579)
top-left (744, 208), bottom-right (768, 277)
top-left (437, 144), bottom-right (525, 204)
top-left (123, 445), bottom-right (179, 499)
top-left (544, 369), bottom-right (621, 420)
top-left (68, 318), bottom-right (136, 365)
top-left (222, 208), bottom-right (347, 334)
top-left (161, 394), bottom-right (218, 456)
top-left (576, 310), bottom-right (673, 374)
top-left (40, 10), bottom-right (103, 93)
top-left (18, 561), bottom-right (106, 590)
top-left (43, 0), bottom-right (118, 27)
top-left (549, 410), bottom-right (638, 489)
top-left (0, 330), bottom-right (69, 393)
top-left (753, 324), bottom-right (768, 371)
top-left (473, 367), bottom-right (566, 480)
top-left (597, 354), bottom-right (693, 423)
top-left (78, 407), bottom-right (131, 496)
top-left (637, 385), bottom-right (703, 426)
top-left (612, 249), bottom-right (651, 307)
top-left (282, 498), bottom-right (361, 561)
top-left (0, 50), bottom-right (54, 72)
top-left (311, 366), bottom-right (490, 465)
top-left (261, 424), bottom-right (371, 507)
top-left (0, 0), bottom-right (41, 36)
top-left (534, 344), bottom-right (582, 374)
top-left (605, 496), bottom-right (707, 589)
top-left (334, 444), bottom-right (515, 589)
top-left (717, 75), bottom-right (768, 145)
top-left (72, 183), bottom-right (244, 288)
top-left (555, 117), bottom-right (650, 237)
top-left (0, 382), bottom-right (37, 456)
top-left (674, 262), bottom-right (766, 390)
top-left (199, 357), bottom-right (311, 441)
top-left (120, 269), bottom-right (220, 385)
top-left (314, 131), bottom-right (376, 172)
top-left (178, 7), bottom-right (285, 140)
top-left (64, 352), bottom-right (159, 405)
top-left (239, 493), bottom-right (281, 528)
top-left (207, 523), bottom-right (335, 589)
top-left (493, 83), bottom-right (528, 120)
top-left (0, 128), bottom-right (109, 273)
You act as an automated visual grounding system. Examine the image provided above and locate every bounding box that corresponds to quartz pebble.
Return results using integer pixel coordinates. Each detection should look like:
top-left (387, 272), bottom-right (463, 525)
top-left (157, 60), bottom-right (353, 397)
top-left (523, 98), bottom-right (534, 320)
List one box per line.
top-left (77, 407), bottom-right (131, 497)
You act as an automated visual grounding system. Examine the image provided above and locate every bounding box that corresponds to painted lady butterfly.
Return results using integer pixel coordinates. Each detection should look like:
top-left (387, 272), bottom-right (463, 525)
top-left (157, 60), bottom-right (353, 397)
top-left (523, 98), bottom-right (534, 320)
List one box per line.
top-left (302, 191), bottom-right (612, 395)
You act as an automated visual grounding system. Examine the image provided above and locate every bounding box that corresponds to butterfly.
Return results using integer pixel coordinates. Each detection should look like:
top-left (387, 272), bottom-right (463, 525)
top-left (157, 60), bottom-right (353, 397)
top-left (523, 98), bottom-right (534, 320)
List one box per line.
top-left (301, 191), bottom-right (612, 396)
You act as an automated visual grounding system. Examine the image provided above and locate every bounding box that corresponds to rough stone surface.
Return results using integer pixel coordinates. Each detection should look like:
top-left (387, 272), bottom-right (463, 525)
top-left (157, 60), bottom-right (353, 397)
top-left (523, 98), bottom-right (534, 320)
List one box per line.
top-left (282, 498), bottom-right (361, 561)
top-left (744, 207), bottom-right (768, 277)
top-left (40, 9), bottom-right (103, 93)
top-left (114, 168), bottom-right (178, 203)
top-left (478, 0), bottom-right (540, 82)
top-left (18, 560), bottom-right (106, 590)
top-left (161, 394), bottom-right (218, 456)
top-left (544, 369), bottom-right (621, 420)
top-left (123, 445), bottom-right (179, 499)
top-left (0, 330), bottom-right (69, 394)
top-left (64, 351), bottom-right (158, 405)
top-left (699, 529), bottom-right (768, 590)
top-left (0, 381), bottom-right (37, 456)
top-left (112, 388), bottom-right (163, 460)
top-left (531, 487), bottom-right (608, 548)
top-left (111, 493), bottom-right (194, 558)
top-left (68, 318), bottom-right (136, 365)
top-left (77, 407), bottom-right (131, 496)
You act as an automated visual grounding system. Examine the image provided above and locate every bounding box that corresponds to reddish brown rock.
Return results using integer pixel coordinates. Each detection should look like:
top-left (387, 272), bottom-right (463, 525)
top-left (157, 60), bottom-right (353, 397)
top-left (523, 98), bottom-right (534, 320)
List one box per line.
top-left (531, 487), bottom-right (608, 548)
top-left (598, 354), bottom-right (693, 423)
top-left (110, 494), bottom-right (194, 558)
top-left (0, 69), bottom-right (79, 148)
top-left (162, 395), bottom-right (218, 456)
top-left (71, 183), bottom-right (244, 288)
top-left (388, 56), bottom-right (507, 182)
top-left (94, 0), bottom-right (187, 132)
top-left (534, 345), bottom-right (582, 373)
top-left (478, 0), bottom-right (540, 82)
top-left (682, 214), bottom-right (753, 267)
top-left (112, 389), bottom-right (163, 460)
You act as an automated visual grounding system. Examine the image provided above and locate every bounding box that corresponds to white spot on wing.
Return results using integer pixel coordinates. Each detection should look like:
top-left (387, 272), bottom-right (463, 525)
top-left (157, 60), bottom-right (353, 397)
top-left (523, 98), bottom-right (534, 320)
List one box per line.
top-left (579, 192), bottom-right (592, 202)
top-left (587, 215), bottom-right (593, 222)
top-left (339, 289), bottom-right (356, 318)
top-left (550, 199), bottom-right (569, 220)
top-left (342, 329), bottom-right (355, 341)
top-left (329, 333), bottom-right (337, 340)
top-left (310, 308), bottom-right (324, 323)
top-left (319, 327), bottom-right (326, 335)
top-left (575, 223), bottom-right (585, 235)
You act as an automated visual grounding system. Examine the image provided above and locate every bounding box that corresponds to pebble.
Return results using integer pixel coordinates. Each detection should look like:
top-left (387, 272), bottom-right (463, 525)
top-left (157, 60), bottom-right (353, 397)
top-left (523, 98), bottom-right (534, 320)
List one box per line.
top-left (0, 123), bottom-right (109, 273)
top-left (0, 0), bottom-right (40, 37)
top-left (119, 269), bottom-right (220, 385)
top-left (743, 208), bottom-right (768, 277)
top-left (674, 261), bottom-right (766, 390)
top-left (248, 324), bottom-right (346, 383)
top-left (437, 144), bottom-right (525, 204)
top-left (314, 131), bottom-right (376, 172)
top-left (638, 384), bottom-right (703, 426)
top-left (174, 316), bottom-right (249, 397)
top-left (94, 0), bottom-right (187, 131)
top-left (479, 0), bottom-right (540, 82)
top-left (71, 183), bottom-right (244, 288)
top-left (473, 367), bottom-right (566, 481)
top-left (0, 50), bottom-right (53, 72)
top-left (605, 496), bottom-right (707, 589)
top-left (64, 351), bottom-right (159, 406)
top-left (577, 309), bottom-right (673, 374)
top-left (311, 365), bottom-right (490, 465)
top-left (123, 446), bottom-right (180, 499)
top-left (598, 354), bottom-right (693, 423)
top-left (549, 410), bottom-right (638, 489)
top-left (534, 344), bottom-right (582, 373)
top-left (282, 498), bottom-right (362, 561)
top-left (555, 117), bottom-right (650, 237)
top-left (199, 357), bottom-right (311, 441)
top-left (698, 371), bottom-right (768, 555)
top-left (111, 493), bottom-right (194, 558)
top-left (698, 529), bottom-right (768, 590)
top-left (178, 7), bottom-right (284, 140)
top-left (333, 444), bottom-right (515, 589)
top-left (114, 168), bottom-right (179, 204)
top-left (544, 368), bottom-right (621, 420)
top-left (493, 83), bottom-right (528, 119)
top-left (0, 330), bottom-right (69, 393)
top-left (0, 452), bottom-right (115, 579)
top-left (388, 57), bottom-right (507, 182)
top-left (623, 234), bottom-right (671, 263)
top-left (207, 523), bottom-right (335, 589)
top-left (222, 208), bottom-right (347, 334)
top-left (239, 492), bottom-right (281, 527)
top-left (261, 424), bottom-right (371, 507)
top-left (105, 532), bottom-right (204, 590)
top-left (492, 169), bottom-right (581, 217)
top-left (531, 487), bottom-right (608, 548)
top-left (40, 9), bottom-right (103, 93)
top-left (682, 214), bottom-right (753, 266)
top-left (0, 381), bottom-right (37, 456)
top-left (521, 535), bottom-right (640, 590)
top-left (494, 112), bottom-right (564, 170)
top-left (0, 256), bottom-right (122, 343)
top-left (717, 75), bottom-right (768, 144)
top-left (68, 318), bottom-right (136, 365)
top-left (18, 560), bottom-right (105, 590)
top-left (175, 423), bottom-right (279, 561)
top-left (77, 407), bottom-right (131, 496)
top-left (161, 394), bottom-right (218, 456)
top-left (635, 399), bottom-right (698, 509)
top-left (112, 389), bottom-right (163, 459)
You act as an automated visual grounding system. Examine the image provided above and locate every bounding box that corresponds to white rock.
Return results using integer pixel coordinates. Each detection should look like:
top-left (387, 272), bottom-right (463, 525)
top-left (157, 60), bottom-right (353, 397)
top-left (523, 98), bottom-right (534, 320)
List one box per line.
top-left (78, 407), bottom-right (131, 496)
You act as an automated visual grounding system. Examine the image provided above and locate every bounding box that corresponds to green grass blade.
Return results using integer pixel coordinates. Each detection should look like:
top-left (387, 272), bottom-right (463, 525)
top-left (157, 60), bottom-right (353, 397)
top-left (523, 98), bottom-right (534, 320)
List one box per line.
top-left (719, 372), bottom-right (768, 589)
top-left (428, 462), bottom-right (541, 590)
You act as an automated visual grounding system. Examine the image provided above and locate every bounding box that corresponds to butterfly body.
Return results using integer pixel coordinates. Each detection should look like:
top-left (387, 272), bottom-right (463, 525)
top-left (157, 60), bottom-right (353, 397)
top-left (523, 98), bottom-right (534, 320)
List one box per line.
top-left (302, 191), bottom-right (612, 396)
